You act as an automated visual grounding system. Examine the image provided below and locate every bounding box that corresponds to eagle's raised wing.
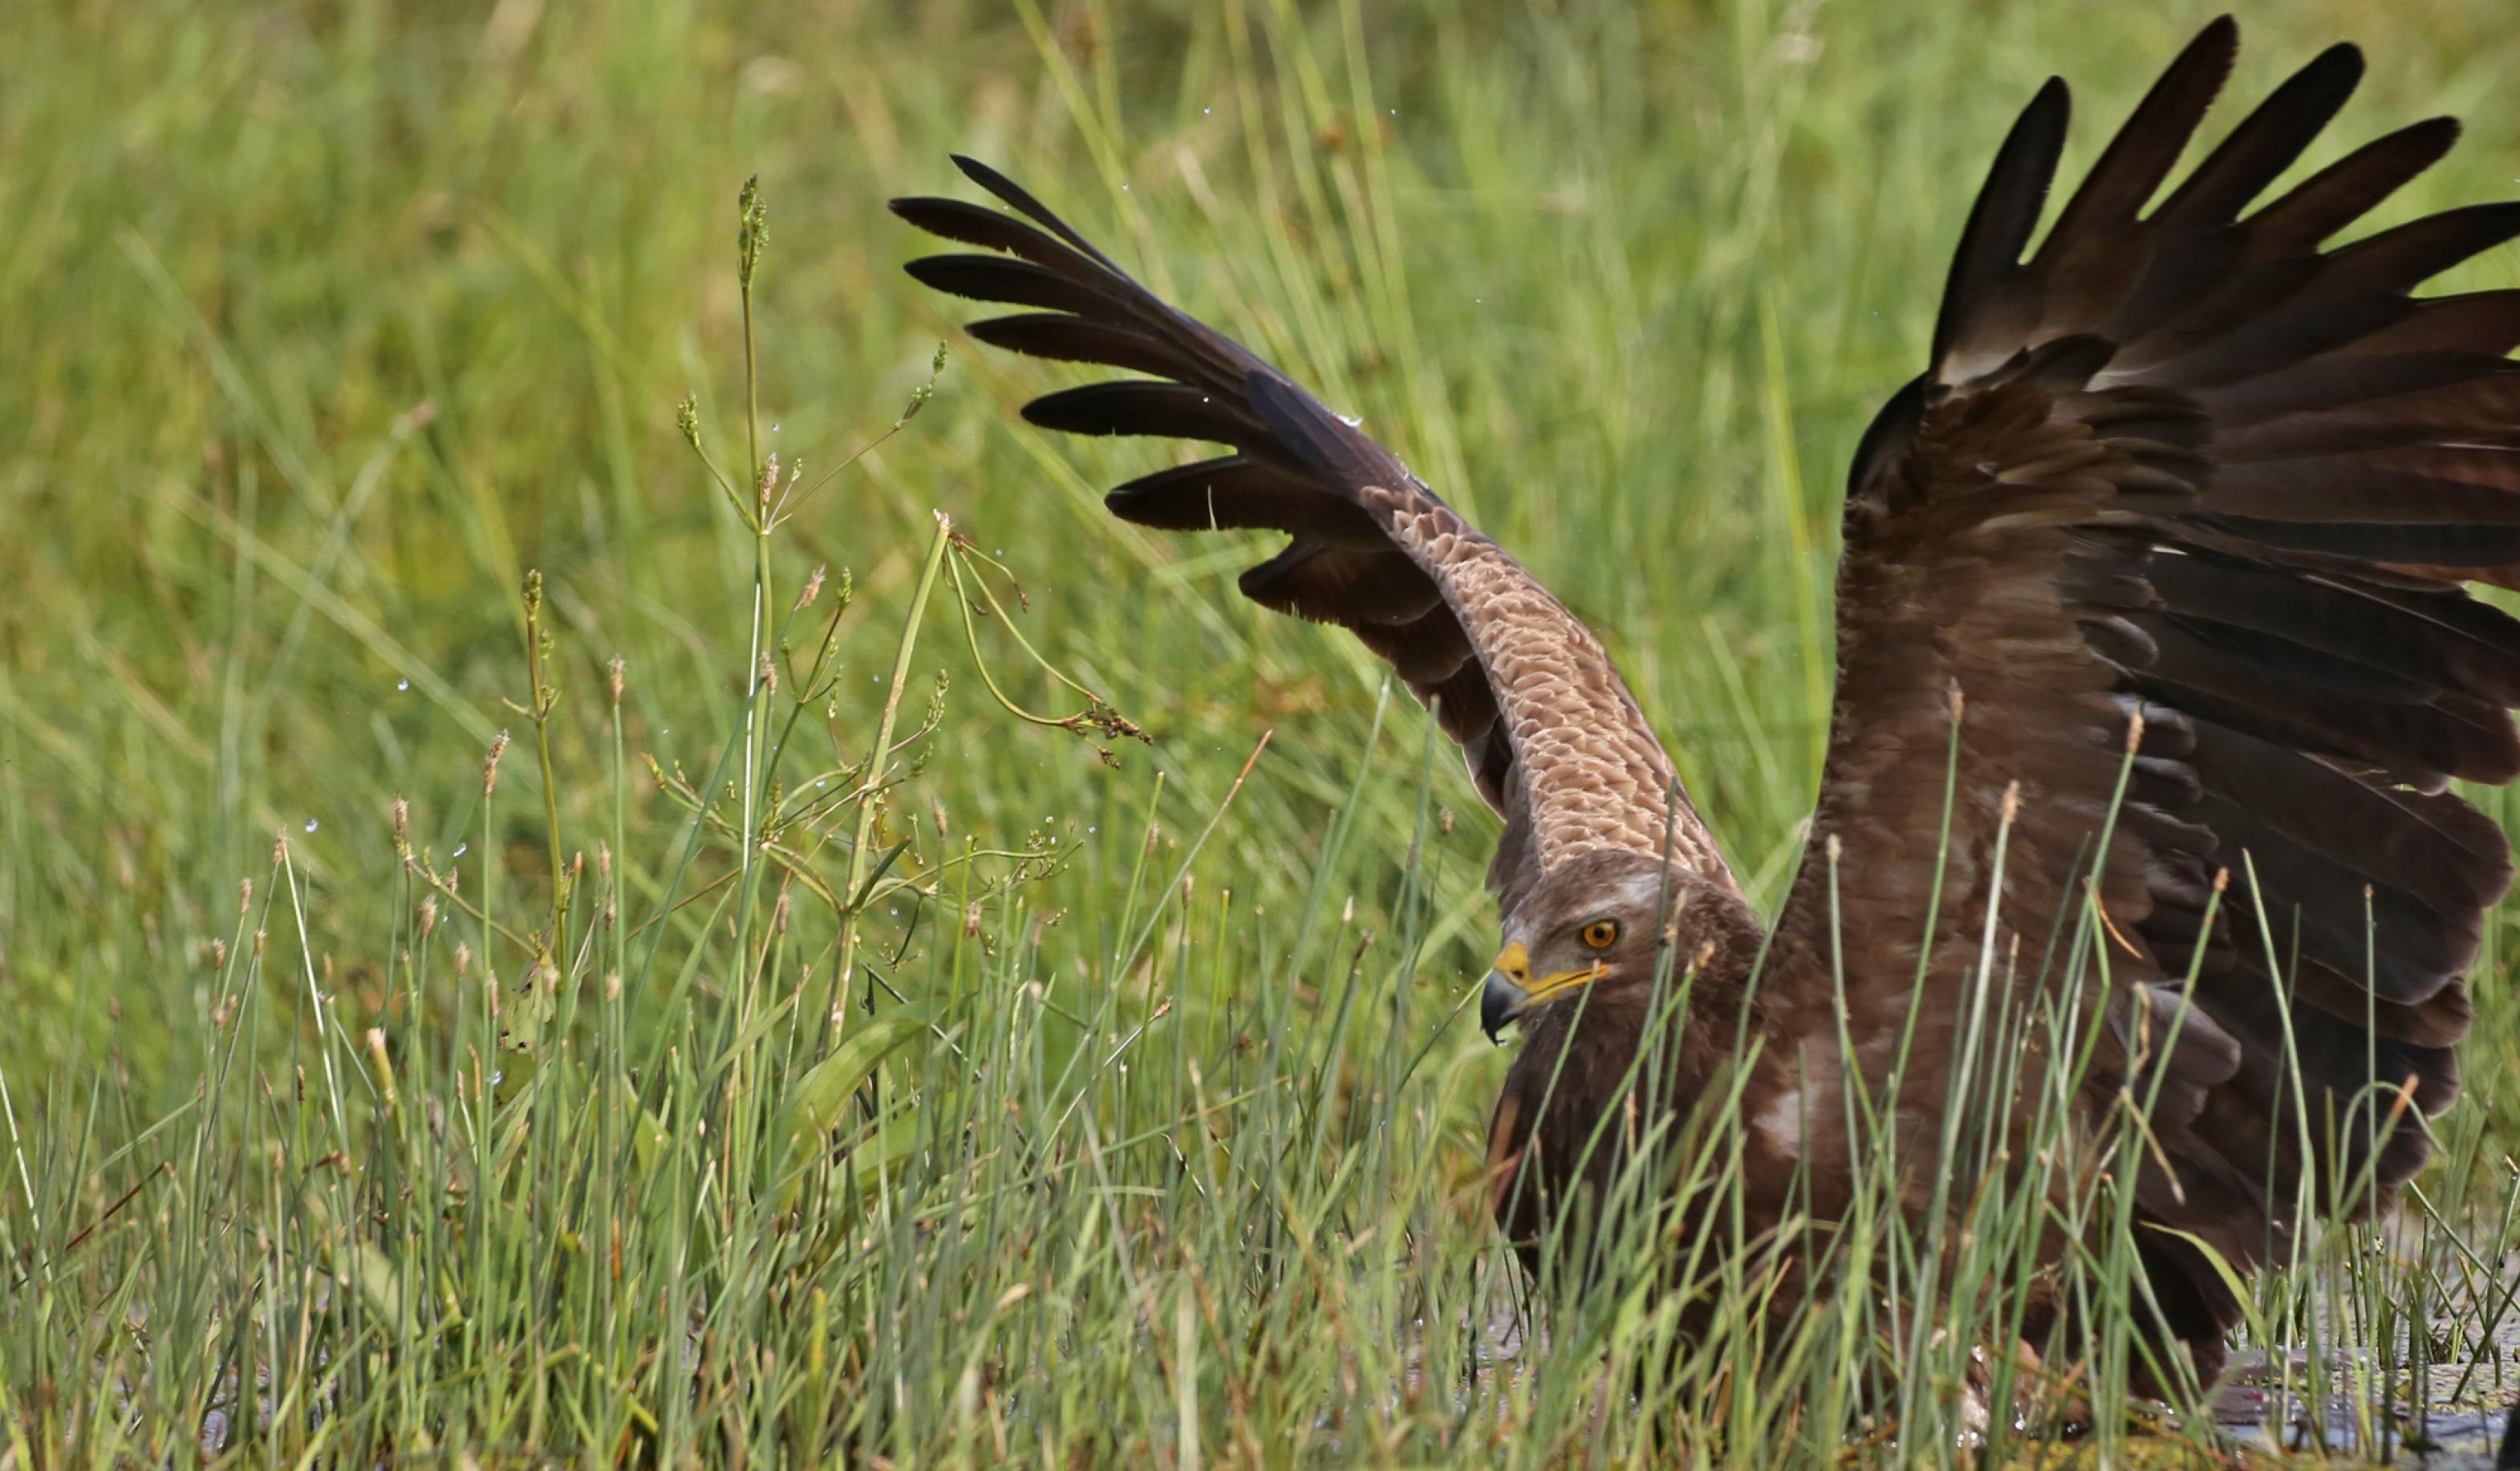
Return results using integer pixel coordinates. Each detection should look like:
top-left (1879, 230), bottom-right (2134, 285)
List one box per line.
top-left (1775, 16), bottom-right (2520, 1358)
top-left (891, 159), bottom-right (1734, 910)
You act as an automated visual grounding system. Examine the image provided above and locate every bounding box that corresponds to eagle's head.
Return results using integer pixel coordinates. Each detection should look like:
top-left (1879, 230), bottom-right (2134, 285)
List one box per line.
top-left (1480, 847), bottom-right (1748, 1043)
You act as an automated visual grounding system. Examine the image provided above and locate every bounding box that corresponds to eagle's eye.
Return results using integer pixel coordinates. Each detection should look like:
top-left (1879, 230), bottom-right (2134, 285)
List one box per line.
top-left (1581, 919), bottom-right (1620, 950)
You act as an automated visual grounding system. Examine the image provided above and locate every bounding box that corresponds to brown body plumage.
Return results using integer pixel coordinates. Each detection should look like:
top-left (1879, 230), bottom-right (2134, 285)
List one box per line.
top-left (895, 15), bottom-right (2520, 1395)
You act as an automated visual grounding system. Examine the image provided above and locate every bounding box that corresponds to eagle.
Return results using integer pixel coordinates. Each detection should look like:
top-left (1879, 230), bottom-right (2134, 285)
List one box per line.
top-left (895, 17), bottom-right (2520, 1396)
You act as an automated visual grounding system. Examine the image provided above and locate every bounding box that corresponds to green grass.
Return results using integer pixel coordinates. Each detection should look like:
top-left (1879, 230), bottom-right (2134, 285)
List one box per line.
top-left (9, 0), bottom-right (2520, 1464)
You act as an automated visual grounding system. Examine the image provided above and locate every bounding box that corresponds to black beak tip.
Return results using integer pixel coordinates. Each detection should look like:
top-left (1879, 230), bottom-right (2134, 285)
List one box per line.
top-left (1479, 973), bottom-right (1521, 1045)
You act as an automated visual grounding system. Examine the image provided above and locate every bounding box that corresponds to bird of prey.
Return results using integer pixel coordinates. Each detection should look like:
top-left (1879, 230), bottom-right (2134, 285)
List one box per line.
top-left (894, 16), bottom-right (2520, 1395)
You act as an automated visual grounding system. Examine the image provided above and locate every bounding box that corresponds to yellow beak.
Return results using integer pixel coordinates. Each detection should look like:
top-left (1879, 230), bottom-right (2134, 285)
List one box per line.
top-left (1478, 941), bottom-right (1610, 1042)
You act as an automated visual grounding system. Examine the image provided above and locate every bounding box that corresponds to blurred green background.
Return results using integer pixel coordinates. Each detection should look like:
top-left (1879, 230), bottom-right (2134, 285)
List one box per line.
top-left (6, 0), bottom-right (2520, 1102)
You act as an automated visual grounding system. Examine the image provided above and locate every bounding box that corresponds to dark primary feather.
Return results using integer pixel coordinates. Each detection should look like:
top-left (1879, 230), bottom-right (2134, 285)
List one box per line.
top-left (1933, 76), bottom-right (2072, 367)
top-left (1783, 14), bottom-right (2520, 1385)
top-left (894, 156), bottom-right (1464, 701)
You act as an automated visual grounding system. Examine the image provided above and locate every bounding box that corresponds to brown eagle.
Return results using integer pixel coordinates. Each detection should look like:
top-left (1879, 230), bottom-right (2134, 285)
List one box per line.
top-left (895, 17), bottom-right (2520, 1392)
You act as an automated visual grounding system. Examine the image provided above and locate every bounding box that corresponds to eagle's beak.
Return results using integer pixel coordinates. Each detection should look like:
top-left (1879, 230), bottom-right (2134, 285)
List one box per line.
top-left (1481, 941), bottom-right (1534, 1043)
top-left (1479, 939), bottom-right (1613, 1043)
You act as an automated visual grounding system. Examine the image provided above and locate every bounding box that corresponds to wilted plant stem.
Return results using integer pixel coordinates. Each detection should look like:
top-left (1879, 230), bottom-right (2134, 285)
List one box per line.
top-left (833, 512), bottom-right (953, 1036)
top-left (737, 520), bottom-right (773, 957)
top-left (732, 177), bottom-right (774, 1034)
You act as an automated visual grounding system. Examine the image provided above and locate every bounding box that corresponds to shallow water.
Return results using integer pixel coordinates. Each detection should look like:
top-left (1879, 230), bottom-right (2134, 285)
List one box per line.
top-left (2213, 1355), bottom-right (2514, 1467)
top-left (1453, 1302), bottom-right (2520, 1466)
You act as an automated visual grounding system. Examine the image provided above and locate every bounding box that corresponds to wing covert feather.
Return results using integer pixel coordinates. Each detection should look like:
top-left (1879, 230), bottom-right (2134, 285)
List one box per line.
top-left (895, 159), bottom-right (1734, 907)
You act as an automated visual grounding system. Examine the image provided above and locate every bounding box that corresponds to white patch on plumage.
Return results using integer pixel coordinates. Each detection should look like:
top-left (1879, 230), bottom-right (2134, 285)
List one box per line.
top-left (1753, 1088), bottom-right (1803, 1154)
top-left (1604, 865), bottom-right (1674, 920)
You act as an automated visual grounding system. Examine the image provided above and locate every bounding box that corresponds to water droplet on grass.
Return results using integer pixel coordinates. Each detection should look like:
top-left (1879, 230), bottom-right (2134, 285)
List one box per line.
top-left (304, 819), bottom-right (319, 833)
top-left (396, 678), bottom-right (411, 692)
top-left (452, 843), bottom-right (469, 858)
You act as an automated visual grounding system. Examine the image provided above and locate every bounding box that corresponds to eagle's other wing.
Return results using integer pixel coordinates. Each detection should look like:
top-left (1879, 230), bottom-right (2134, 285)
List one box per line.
top-left (892, 159), bottom-right (1733, 909)
top-left (1772, 16), bottom-right (2520, 1353)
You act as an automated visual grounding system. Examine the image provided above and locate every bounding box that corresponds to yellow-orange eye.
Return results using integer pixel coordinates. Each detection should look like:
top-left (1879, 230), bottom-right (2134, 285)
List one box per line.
top-left (1581, 920), bottom-right (1620, 950)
